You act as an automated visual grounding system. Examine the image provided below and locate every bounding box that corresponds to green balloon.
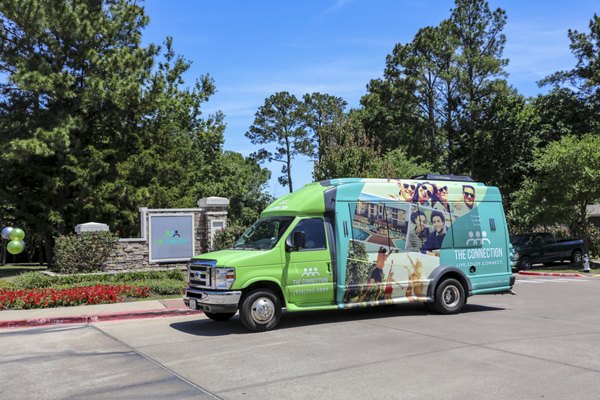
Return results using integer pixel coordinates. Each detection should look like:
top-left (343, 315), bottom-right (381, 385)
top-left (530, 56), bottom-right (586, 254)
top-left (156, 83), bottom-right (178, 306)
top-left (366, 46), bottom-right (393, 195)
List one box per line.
top-left (9, 227), bottom-right (25, 241)
top-left (7, 240), bottom-right (25, 255)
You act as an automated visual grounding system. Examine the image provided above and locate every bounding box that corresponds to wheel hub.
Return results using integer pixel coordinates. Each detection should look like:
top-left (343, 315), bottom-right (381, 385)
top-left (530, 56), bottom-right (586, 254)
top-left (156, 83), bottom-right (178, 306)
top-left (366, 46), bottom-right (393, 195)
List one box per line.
top-left (251, 297), bottom-right (275, 323)
top-left (443, 286), bottom-right (460, 308)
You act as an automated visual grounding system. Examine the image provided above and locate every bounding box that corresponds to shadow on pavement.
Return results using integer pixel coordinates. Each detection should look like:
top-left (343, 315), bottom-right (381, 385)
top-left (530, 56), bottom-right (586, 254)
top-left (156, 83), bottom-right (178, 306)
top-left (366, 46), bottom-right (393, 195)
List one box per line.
top-left (170, 302), bottom-right (504, 336)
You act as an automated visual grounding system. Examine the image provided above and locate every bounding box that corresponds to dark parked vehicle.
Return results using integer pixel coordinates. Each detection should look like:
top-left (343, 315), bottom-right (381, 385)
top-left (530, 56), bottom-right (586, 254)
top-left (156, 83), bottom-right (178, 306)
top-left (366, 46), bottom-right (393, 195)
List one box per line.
top-left (510, 233), bottom-right (585, 270)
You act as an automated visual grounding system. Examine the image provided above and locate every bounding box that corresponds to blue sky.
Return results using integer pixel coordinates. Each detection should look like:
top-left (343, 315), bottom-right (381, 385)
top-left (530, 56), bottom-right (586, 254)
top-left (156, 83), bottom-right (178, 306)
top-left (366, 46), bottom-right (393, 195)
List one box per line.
top-left (142, 0), bottom-right (599, 198)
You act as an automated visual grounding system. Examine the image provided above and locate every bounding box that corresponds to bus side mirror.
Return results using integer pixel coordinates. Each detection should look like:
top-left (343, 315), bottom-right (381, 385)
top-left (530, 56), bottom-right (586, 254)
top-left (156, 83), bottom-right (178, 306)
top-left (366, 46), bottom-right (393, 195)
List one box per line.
top-left (294, 231), bottom-right (306, 249)
top-left (286, 231), bottom-right (305, 252)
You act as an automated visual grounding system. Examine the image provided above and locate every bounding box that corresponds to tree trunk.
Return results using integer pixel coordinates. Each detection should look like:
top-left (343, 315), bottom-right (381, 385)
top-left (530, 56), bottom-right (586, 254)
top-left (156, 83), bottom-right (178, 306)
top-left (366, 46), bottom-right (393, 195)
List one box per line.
top-left (44, 235), bottom-right (54, 267)
top-left (285, 135), bottom-right (293, 193)
top-left (428, 101), bottom-right (436, 164)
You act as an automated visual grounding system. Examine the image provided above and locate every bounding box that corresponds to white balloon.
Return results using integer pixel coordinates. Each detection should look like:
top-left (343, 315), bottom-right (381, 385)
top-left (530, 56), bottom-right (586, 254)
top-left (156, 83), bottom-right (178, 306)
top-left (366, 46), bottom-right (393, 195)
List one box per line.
top-left (1, 226), bottom-right (13, 240)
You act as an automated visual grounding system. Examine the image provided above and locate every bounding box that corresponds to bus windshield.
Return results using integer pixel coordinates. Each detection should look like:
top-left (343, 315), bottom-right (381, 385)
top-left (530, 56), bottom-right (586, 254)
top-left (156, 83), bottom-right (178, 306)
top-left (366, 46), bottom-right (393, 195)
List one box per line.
top-left (232, 217), bottom-right (295, 250)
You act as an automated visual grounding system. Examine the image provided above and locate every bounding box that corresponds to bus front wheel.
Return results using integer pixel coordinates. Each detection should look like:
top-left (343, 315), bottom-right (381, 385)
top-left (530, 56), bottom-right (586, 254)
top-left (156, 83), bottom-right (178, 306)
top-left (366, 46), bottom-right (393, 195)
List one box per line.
top-left (239, 289), bottom-right (282, 332)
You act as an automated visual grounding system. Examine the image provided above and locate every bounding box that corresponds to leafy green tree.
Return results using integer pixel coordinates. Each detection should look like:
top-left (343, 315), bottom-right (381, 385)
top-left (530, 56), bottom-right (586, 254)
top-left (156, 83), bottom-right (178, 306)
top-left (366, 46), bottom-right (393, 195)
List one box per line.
top-left (203, 151), bottom-right (273, 227)
top-left (475, 82), bottom-right (537, 198)
top-left (1, 0), bottom-right (160, 261)
top-left (313, 110), bottom-right (432, 180)
top-left (0, 0), bottom-right (258, 262)
top-left (531, 88), bottom-right (594, 147)
top-left (510, 134), bottom-right (600, 240)
top-left (540, 14), bottom-right (600, 94)
top-left (378, 148), bottom-right (433, 180)
top-left (360, 51), bottom-right (428, 159)
top-left (535, 14), bottom-right (600, 148)
top-left (434, 19), bottom-right (461, 174)
top-left (450, 0), bottom-right (508, 178)
top-left (245, 91), bottom-right (312, 192)
top-left (313, 111), bottom-right (381, 180)
top-left (360, 0), bottom-right (509, 179)
top-left (303, 93), bottom-right (347, 163)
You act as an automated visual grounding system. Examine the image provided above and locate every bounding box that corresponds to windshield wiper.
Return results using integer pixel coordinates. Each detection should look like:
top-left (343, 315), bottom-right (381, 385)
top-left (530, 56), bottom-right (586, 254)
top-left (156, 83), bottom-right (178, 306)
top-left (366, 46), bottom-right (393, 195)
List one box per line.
top-left (232, 244), bottom-right (261, 250)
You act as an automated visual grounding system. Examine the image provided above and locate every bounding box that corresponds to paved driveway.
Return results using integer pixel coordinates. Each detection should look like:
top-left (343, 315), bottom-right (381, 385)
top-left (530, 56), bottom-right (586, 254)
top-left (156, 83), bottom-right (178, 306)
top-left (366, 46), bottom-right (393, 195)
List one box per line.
top-left (1, 274), bottom-right (600, 399)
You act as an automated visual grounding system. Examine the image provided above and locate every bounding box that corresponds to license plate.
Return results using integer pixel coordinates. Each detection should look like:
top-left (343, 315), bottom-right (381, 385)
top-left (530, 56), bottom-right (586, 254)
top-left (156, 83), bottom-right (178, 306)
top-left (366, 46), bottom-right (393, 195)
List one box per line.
top-left (189, 299), bottom-right (197, 310)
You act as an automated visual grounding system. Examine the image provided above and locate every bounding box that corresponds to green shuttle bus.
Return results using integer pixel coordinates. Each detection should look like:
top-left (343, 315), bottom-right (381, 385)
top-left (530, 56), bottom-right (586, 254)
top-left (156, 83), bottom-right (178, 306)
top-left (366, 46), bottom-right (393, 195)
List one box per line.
top-left (184, 175), bottom-right (515, 331)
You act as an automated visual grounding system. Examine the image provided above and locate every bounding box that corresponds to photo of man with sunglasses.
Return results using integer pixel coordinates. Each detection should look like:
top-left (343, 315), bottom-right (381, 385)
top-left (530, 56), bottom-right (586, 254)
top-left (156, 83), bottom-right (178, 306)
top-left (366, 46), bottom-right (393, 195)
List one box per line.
top-left (462, 185), bottom-right (476, 209)
top-left (451, 184), bottom-right (478, 218)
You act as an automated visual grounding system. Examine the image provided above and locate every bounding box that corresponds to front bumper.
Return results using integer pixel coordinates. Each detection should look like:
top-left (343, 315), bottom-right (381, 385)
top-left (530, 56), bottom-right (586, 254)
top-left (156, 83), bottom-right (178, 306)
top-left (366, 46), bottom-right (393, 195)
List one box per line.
top-left (184, 287), bottom-right (242, 313)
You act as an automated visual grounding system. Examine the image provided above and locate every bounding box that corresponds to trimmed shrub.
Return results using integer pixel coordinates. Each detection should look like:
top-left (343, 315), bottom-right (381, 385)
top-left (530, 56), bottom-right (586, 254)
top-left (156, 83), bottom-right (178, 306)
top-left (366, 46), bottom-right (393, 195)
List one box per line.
top-left (13, 269), bottom-right (185, 289)
top-left (53, 232), bottom-right (119, 273)
top-left (587, 225), bottom-right (600, 258)
top-left (213, 224), bottom-right (247, 250)
top-left (0, 279), bottom-right (14, 289)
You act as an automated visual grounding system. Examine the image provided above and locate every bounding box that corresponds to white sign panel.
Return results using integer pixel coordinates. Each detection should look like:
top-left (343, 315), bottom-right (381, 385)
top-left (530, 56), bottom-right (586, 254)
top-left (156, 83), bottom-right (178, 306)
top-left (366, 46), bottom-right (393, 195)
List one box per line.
top-left (149, 214), bottom-right (194, 262)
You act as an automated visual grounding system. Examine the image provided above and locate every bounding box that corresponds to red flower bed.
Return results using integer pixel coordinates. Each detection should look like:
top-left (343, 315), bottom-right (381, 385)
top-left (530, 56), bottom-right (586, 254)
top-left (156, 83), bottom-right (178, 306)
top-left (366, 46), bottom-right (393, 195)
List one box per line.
top-left (0, 285), bottom-right (151, 310)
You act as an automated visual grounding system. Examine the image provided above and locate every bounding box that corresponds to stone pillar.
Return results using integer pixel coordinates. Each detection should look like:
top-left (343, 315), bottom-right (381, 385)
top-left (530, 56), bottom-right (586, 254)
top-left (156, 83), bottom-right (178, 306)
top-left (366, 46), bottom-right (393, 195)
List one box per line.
top-left (197, 197), bottom-right (230, 252)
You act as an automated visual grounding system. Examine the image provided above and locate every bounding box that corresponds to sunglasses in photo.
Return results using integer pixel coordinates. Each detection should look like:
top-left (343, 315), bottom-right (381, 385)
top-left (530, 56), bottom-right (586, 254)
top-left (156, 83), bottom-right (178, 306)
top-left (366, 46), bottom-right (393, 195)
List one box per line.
top-left (403, 183), bottom-right (416, 190)
top-left (420, 186), bottom-right (433, 197)
top-left (463, 191), bottom-right (475, 199)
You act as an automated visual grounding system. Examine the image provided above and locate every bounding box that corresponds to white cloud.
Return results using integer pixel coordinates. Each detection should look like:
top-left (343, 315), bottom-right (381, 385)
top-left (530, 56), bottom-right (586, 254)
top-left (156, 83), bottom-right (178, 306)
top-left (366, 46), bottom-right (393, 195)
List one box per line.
top-left (505, 27), bottom-right (574, 83)
top-left (320, 0), bottom-right (358, 18)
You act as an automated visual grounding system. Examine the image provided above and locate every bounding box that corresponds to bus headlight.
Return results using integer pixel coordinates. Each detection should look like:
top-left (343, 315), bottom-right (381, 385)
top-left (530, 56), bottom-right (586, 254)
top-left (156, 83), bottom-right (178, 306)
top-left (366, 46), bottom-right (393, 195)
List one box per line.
top-left (215, 267), bottom-right (236, 289)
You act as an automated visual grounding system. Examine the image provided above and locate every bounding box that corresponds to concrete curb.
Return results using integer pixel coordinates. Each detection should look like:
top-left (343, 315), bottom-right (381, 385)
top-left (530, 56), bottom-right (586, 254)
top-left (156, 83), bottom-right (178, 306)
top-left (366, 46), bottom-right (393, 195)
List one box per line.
top-left (518, 271), bottom-right (584, 278)
top-left (0, 308), bottom-right (202, 329)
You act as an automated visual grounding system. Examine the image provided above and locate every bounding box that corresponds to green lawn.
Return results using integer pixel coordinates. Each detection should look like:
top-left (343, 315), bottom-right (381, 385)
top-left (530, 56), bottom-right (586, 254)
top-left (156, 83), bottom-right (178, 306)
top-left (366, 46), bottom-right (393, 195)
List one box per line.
top-left (514, 260), bottom-right (599, 274)
top-left (0, 264), bottom-right (47, 283)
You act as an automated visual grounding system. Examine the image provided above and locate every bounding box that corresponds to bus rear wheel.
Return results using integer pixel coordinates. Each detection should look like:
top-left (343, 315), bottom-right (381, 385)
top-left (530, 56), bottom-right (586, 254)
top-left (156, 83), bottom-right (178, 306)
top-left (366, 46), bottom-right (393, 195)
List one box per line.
top-left (433, 278), bottom-right (465, 314)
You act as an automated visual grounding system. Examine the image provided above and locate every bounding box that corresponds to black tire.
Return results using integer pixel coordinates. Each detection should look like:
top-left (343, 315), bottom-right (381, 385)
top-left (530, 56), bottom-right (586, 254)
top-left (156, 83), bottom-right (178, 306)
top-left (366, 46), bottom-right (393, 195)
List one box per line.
top-left (520, 256), bottom-right (532, 271)
top-left (204, 312), bottom-right (235, 321)
top-left (571, 249), bottom-right (583, 265)
top-left (239, 289), bottom-right (282, 332)
top-left (432, 278), bottom-right (465, 314)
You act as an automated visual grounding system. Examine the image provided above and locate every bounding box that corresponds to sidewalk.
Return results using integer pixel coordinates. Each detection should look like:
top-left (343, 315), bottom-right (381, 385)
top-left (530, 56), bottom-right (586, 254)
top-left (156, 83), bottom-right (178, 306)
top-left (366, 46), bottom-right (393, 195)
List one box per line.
top-left (0, 298), bottom-right (202, 329)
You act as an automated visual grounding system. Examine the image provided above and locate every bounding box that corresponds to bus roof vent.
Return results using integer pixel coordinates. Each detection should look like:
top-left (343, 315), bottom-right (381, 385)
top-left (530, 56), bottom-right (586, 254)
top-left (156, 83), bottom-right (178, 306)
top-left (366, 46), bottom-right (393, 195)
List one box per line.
top-left (409, 174), bottom-right (474, 182)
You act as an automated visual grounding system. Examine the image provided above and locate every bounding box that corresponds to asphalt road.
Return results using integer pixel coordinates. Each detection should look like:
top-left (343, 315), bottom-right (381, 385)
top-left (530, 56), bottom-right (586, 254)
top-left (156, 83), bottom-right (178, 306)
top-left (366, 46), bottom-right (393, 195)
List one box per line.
top-left (1, 274), bottom-right (600, 400)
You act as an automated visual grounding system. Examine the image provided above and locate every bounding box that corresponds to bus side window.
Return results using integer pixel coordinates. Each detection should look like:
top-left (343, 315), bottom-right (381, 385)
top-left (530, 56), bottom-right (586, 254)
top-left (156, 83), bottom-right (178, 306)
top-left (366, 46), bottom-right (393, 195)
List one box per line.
top-left (292, 218), bottom-right (326, 250)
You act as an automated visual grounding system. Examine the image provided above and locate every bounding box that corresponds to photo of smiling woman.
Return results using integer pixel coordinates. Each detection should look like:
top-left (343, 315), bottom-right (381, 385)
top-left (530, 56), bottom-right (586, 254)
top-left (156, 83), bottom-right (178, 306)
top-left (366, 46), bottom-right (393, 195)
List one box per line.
top-left (412, 182), bottom-right (435, 207)
top-left (432, 185), bottom-right (450, 213)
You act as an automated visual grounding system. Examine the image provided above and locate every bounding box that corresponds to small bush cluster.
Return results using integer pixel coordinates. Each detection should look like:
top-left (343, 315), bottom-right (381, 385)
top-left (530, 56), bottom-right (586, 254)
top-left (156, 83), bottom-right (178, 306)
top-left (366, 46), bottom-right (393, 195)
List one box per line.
top-left (213, 224), bottom-right (247, 250)
top-left (12, 269), bottom-right (184, 289)
top-left (11, 270), bottom-right (186, 299)
top-left (0, 285), bottom-right (151, 310)
top-left (586, 225), bottom-right (600, 258)
top-left (53, 232), bottom-right (119, 273)
top-left (0, 280), bottom-right (13, 289)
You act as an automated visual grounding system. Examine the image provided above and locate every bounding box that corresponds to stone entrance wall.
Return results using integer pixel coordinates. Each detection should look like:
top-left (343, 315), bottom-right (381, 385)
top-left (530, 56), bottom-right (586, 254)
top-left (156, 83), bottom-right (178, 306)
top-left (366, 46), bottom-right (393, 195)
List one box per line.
top-left (104, 197), bottom-right (228, 271)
